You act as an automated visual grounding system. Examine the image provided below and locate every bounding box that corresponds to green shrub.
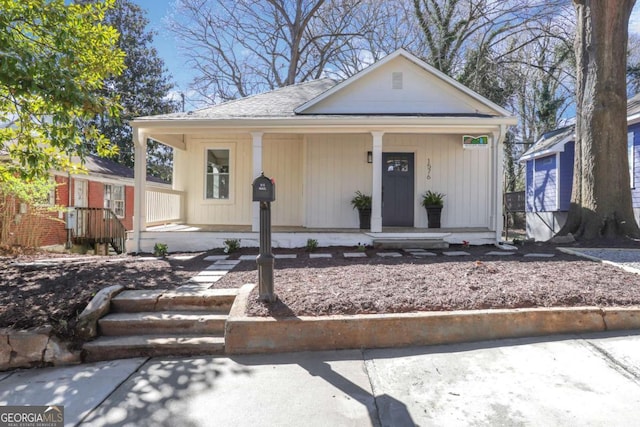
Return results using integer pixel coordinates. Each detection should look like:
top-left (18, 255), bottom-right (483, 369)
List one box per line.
top-left (153, 243), bottom-right (168, 257)
top-left (305, 238), bottom-right (318, 252)
top-left (224, 238), bottom-right (241, 253)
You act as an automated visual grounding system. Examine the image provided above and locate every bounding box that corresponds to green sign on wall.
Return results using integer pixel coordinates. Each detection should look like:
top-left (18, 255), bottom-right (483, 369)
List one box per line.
top-left (462, 135), bottom-right (489, 148)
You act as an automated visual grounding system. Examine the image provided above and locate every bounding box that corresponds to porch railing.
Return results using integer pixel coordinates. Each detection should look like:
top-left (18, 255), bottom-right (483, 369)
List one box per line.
top-left (146, 186), bottom-right (185, 226)
top-left (73, 207), bottom-right (126, 254)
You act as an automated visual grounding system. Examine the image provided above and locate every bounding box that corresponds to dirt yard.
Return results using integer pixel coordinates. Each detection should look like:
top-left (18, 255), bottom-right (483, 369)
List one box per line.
top-left (2, 242), bottom-right (640, 340)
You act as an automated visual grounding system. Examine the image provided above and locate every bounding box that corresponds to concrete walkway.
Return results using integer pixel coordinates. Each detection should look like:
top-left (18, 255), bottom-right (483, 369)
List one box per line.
top-left (1, 330), bottom-right (639, 426)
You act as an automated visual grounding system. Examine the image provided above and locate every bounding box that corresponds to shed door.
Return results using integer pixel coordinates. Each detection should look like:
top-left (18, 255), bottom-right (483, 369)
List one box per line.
top-left (382, 153), bottom-right (414, 226)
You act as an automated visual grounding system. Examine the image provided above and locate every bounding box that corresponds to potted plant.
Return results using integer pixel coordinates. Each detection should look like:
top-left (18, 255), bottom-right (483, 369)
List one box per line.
top-left (421, 190), bottom-right (445, 228)
top-left (351, 190), bottom-right (372, 229)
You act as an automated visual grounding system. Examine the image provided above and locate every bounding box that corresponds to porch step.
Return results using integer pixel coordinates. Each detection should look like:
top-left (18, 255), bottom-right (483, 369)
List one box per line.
top-left (373, 238), bottom-right (449, 249)
top-left (111, 289), bottom-right (238, 313)
top-left (83, 288), bottom-right (238, 362)
top-left (98, 312), bottom-right (228, 336)
top-left (83, 335), bottom-right (225, 362)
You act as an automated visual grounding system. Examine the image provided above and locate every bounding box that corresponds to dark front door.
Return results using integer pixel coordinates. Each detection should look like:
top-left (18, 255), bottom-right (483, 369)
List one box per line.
top-left (382, 152), bottom-right (414, 226)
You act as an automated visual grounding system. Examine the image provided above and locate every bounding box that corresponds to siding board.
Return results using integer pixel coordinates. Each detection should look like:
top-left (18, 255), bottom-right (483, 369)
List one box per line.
top-left (559, 142), bottom-right (575, 211)
top-left (532, 155), bottom-right (557, 212)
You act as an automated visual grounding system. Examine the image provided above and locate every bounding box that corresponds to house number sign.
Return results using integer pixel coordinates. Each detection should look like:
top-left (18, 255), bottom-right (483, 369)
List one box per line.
top-left (462, 135), bottom-right (489, 149)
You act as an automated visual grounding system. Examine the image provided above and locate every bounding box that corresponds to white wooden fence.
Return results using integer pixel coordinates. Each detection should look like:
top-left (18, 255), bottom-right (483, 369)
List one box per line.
top-left (145, 186), bottom-right (185, 225)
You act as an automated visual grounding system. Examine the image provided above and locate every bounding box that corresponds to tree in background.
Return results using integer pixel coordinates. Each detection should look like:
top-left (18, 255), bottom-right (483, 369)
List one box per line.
top-left (559, 0), bottom-right (639, 240)
top-left (81, 0), bottom-right (179, 181)
top-left (626, 34), bottom-right (640, 95)
top-left (168, 0), bottom-right (373, 103)
top-left (0, 0), bottom-right (124, 181)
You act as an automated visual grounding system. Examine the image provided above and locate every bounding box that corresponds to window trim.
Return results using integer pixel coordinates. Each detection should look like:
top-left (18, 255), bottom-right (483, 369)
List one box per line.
top-left (104, 183), bottom-right (125, 218)
top-left (203, 145), bottom-right (234, 202)
top-left (628, 131), bottom-right (635, 189)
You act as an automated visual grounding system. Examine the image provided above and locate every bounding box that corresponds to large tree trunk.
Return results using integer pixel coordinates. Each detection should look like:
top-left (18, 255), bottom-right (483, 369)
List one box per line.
top-left (560, 0), bottom-right (640, 240)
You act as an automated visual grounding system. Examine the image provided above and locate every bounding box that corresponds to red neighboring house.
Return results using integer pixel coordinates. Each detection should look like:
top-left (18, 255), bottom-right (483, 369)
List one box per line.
top-left (27, 155), bottom-right (167, 253)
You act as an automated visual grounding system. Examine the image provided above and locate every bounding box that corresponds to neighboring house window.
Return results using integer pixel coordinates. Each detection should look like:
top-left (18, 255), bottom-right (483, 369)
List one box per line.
top-left (43, 177), bottom-right (56, 206)
top-left (206, 149), bottom-right (230, 199)
top-left (104, 184), bottom-right (125, 217)
top-left (629, 131), bottom-right (635, 188)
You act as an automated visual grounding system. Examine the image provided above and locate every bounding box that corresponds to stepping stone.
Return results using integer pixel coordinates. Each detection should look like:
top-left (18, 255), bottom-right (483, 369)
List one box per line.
top-left (485, 251), bottom-right (515, 256)
top-left (203, 255), bottom-right (229, 261)
top-left (189, 275), bottom-right (223, 283)
top-left (377, 252), bottom-right (403, 257)
top-left (524, 253), bottom-right (555, 258)
top-left (344, 252), bottom-right (367, 258)
top-left (310, 253), bottom-right (332, 259)
top-left (196, 270), bottom-right (228, 277)
top-left (443, 251), bottom-right (470, 256)
top-left (214, 259), bottom-right (241, 265)
top-left (275, 254), bottom-right (297, 259)
top-left (176, 284), bottom-right (212, 291)
top-left (170, 255), bottom-right (197, 261)
top-left (412, 252), bottom-right (437, 257)
top-left (138, 256), bottom-right (160, 261)
top-left (205, 264), bottom-right (234, 271)
top-left (238, 255), bottom-right (257, 261)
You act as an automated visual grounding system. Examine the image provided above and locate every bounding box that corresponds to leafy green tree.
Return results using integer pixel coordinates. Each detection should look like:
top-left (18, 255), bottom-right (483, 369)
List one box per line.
top-left (81, 0), bottom-right (179, 181)
top-left (0, 0), bottom-right (125, 181)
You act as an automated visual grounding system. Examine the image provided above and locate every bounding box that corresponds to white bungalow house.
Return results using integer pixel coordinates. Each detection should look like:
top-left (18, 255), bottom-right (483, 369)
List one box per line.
top-left (128, 49), bottom-right (517, 253)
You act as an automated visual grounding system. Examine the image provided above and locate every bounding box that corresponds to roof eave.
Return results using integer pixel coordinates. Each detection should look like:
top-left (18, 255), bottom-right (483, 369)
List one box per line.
top-left (131, 115), bottom-right (518, 132)
top-left (519, 134), bottom-right (574, 162)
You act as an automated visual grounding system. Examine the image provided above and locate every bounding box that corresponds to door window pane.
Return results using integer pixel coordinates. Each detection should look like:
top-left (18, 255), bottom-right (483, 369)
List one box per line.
top-left (386, 158), bottom-right (409, 172)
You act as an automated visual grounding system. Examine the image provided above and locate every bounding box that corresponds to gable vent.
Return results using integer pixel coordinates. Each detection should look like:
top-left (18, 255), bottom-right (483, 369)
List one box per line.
top-left (392, 72), bottom-right (403, 89)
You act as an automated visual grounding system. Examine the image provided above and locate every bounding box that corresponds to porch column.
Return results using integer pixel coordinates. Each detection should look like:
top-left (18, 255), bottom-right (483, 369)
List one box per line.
top-left (132, 127), bottom-right (148, 253)
top-left (251, 131), bottom-right (264, 232)
top-left (371, 131), bottom-right (384, 232)
top-left (492, 125), bottom-right (507, 243)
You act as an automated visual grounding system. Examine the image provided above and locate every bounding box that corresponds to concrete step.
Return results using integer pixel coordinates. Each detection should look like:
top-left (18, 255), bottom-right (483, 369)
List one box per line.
top-left (111, 289), bottom-right (238, 313)
top-left (373, 239), bottom-right (449, 249)
top-left (83, 335), bottom-right (225, 362)
top-left (98, 312), bottom-right (228, 336)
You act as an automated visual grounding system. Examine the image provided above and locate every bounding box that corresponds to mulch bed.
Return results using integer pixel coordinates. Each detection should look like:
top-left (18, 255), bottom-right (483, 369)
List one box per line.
top-left (2, 241), bottom-right (640, 340)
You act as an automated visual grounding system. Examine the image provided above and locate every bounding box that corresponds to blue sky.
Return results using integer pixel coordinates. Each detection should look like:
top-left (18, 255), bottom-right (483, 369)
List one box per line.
top-left (132, 0), bottom-right (640, 110)
top-left (132, 0), bottom-right (200, 108)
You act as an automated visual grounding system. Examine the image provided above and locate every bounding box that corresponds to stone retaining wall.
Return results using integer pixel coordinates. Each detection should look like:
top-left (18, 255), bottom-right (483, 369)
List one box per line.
top-left (225, 284), bottom-right (640, 354)
top-left (0, 326), bottom-right (80, 371)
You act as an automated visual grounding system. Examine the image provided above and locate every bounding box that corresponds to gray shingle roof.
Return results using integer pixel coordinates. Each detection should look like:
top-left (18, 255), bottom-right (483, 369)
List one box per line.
top-left (520, 126), bottom-right (575, 160)
top-left (137, 78), bottom-right (338, 120)
top-left (629, 92), bottom-right (640, 117)
top-left (83, 155), bottom-right (167, 184)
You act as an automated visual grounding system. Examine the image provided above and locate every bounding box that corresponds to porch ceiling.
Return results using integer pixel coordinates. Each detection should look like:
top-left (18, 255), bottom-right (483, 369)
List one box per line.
top-left (141, 117), bottom-right (515, 149)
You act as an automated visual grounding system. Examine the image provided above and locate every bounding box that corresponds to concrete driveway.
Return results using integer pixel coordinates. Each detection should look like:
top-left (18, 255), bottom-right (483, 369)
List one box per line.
top-left (1, 330), bottom-right (639, 426)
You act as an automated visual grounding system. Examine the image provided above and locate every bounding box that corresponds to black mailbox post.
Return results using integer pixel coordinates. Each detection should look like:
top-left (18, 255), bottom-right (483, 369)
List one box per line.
top-left (252, 173), bottom-right (276, 302)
